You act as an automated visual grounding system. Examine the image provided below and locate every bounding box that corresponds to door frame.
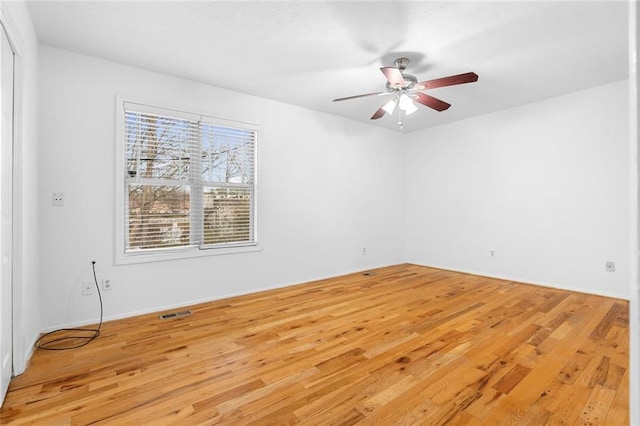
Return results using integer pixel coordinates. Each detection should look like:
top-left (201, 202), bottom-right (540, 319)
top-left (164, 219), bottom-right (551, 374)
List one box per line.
top-left (0, 7), bottom-right (26, 377)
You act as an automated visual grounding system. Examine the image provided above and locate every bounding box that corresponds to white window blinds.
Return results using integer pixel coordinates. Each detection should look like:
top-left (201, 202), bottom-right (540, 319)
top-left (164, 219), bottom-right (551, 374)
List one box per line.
top-left (122, 102), bottom-right (257, 255)
top-left (200, 122), bottom-right (256, 247)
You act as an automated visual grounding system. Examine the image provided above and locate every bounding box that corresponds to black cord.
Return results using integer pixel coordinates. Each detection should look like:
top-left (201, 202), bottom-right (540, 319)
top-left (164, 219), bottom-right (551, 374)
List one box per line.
top-left (35, 261), bottom-right (104, 350)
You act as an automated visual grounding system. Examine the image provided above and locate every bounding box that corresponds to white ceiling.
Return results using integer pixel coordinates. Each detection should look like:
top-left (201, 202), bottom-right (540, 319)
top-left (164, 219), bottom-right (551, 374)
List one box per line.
top-left (26, 1), bottom-right (629, 133)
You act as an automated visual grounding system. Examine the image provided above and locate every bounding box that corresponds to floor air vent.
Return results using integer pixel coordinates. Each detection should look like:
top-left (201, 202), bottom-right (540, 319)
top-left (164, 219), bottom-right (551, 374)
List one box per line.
top-left (159, 310), bottom-right (192, 320)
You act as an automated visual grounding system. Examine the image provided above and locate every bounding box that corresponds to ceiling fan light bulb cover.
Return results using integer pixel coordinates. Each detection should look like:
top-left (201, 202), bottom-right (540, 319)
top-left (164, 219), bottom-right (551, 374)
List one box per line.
top-left (382, 99), bottom-right (396, 115)
top-left (404, 102), bottom-right (418, 115)
top-left (399, 94), bottom-right (417, 115)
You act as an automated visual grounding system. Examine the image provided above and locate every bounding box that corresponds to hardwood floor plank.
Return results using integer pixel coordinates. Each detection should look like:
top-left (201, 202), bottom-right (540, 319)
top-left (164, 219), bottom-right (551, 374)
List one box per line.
top-left (493, 363), bottom-right (532, 394)
top-left (606, 369), bottom-right (630, 425)
top-left (546, 384), bottom-right (594, 425)
top-left (578, 385), bottom-right (617, 424)
top-left (589, 302), bottom-right (627, 341)
top-left (0, 264), bottom-right (629, 424)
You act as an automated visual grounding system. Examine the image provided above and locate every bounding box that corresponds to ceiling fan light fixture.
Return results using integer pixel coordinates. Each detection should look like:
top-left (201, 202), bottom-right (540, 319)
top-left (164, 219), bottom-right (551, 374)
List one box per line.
top-left (399, 94), bottom-right (417, 115)
top-left (382, 98), bottom-right (397, 115)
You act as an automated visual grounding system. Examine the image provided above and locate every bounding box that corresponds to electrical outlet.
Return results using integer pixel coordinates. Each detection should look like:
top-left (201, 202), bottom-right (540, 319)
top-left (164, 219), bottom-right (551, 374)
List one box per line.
top-left (102, 279), bottom-right (112, 291)
top-left (361, 247), bottom-right (367, 255)
top-left (489, 249), bottom-right (496, 258)
top-left (81, 281), bottom-right (94, 296)
top-left (52, 192), bottom-right (64, 206)
top-left (605, 261), bottom-right (615, 272)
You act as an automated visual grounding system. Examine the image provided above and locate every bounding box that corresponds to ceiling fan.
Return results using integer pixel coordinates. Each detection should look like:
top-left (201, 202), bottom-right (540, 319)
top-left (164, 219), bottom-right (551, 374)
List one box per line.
top-left (333, 58), bottom-right (478, 127)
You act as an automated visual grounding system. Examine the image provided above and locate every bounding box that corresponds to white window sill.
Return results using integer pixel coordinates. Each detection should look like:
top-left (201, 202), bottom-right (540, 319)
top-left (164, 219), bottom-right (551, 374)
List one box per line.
top-left (115, 244), bottom-right (262, 265)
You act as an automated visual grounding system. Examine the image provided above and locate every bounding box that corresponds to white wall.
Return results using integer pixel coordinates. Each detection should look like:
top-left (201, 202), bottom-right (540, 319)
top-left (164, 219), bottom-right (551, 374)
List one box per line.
top-left (0, 0), bottom-right (40, 374)
top-left (37, 45), bottom-right (406, 330)
top-left (406, 80), bottom-right (630, 298)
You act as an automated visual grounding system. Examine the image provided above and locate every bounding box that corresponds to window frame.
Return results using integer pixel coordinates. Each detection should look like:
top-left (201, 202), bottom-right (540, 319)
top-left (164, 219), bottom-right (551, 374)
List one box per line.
top-left (115, 97), bottom-right (260, 264)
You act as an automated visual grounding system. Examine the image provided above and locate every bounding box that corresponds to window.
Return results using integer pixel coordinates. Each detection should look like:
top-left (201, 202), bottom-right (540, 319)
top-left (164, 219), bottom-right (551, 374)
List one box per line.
top-left (116, 100), bottom-right (258, 263)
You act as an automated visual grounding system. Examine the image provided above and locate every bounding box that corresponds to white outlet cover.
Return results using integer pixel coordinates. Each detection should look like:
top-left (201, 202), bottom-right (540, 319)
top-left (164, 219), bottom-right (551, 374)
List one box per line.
top-left (52, 192), bottom-right (64, 206)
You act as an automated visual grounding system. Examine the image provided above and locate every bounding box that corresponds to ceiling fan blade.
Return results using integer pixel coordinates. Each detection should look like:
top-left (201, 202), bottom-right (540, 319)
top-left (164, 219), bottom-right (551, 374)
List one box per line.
top-left (414, 92), bottom-right (451, 112)
top-left (333, 91), bottom-right (385, 102)
top-left (370, 106), bottom-right (386, 120)
top-left (380, 67), bottom-right (406, 87)
top-left (417, 72), bottom-right (478, 90)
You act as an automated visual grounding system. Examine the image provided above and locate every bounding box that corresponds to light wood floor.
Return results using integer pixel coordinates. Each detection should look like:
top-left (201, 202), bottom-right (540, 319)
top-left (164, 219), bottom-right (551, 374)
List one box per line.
top-left (0, 264), bottom-right (629, 425)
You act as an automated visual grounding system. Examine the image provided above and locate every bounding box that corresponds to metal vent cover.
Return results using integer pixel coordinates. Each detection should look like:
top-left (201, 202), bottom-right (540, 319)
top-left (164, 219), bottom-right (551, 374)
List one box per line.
top-left (159, 310), bottom-right (192, 320)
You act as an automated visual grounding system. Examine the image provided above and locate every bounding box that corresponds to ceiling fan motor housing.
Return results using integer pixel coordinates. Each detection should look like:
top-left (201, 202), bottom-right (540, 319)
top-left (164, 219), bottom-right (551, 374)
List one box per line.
top-left (386, 73), bottom-right (417, 91)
